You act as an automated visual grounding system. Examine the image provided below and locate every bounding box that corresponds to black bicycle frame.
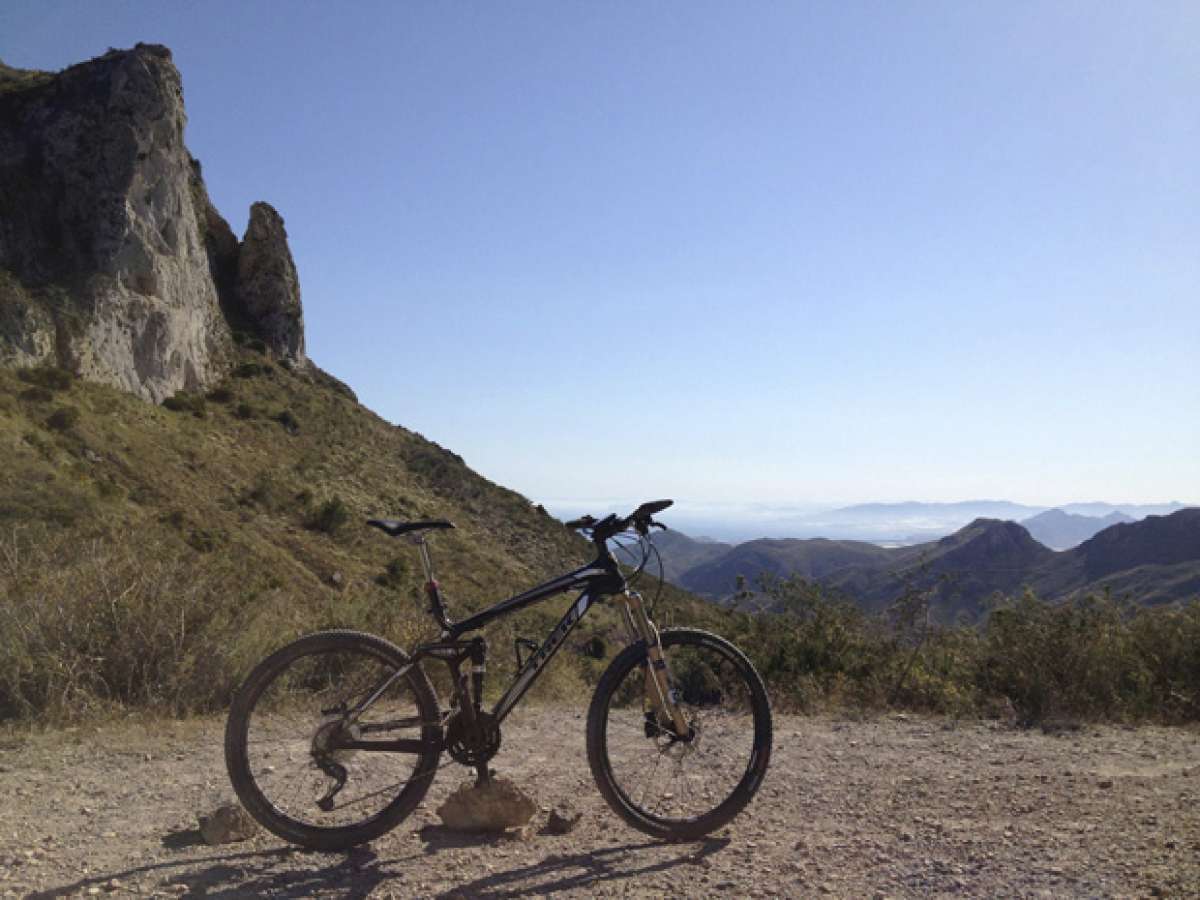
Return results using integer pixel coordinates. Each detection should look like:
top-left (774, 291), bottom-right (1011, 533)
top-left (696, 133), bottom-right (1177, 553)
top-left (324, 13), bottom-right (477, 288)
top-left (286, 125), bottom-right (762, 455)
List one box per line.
top-left (350, 554), bottom-right (624, 732)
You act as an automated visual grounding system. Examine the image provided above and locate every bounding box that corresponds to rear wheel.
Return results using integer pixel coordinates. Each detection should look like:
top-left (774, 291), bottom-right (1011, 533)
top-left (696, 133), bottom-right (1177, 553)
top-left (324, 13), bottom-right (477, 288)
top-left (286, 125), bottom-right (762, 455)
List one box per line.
top-left (225, 630), bottom-right (442, 850)
top-left (586, 628), bottom-right (772, 840)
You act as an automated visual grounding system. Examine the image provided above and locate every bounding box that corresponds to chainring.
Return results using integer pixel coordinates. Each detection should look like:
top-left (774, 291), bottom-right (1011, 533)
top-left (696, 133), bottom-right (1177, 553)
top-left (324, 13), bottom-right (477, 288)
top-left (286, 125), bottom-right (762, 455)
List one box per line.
top-left (445, 710), bottom-right (501, 767)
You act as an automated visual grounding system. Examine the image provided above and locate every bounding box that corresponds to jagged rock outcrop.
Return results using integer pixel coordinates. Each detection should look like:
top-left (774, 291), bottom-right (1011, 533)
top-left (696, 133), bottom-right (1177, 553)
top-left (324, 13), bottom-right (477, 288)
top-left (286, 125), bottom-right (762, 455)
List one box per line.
top-left (236, 202), bottom-right (305, 362)
top-left (0, 44), bottom-right (309, 401)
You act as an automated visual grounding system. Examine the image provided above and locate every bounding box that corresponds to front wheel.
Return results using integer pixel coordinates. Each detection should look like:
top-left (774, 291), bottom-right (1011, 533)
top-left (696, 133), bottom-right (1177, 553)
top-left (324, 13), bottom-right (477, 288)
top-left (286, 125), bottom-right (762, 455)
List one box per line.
top-left (586, 628), bottom-right (772, 840)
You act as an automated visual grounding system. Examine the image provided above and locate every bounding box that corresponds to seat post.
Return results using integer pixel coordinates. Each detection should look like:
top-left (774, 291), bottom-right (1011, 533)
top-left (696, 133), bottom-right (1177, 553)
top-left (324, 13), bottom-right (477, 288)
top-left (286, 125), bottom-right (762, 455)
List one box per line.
top-left (411, 534), bottom-right (452, 632)
top-left (412, 534), bottom-right (437, 582)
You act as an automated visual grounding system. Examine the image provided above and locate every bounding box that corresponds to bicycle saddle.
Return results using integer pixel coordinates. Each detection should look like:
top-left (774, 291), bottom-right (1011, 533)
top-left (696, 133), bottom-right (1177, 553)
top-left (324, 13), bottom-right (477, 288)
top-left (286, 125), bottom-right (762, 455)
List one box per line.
top-left (366, 519), bottom-right (455, 537)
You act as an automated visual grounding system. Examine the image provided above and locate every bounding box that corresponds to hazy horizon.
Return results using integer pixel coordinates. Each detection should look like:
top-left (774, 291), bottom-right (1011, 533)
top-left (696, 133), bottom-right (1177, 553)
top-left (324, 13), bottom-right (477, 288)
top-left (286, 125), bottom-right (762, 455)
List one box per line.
top-left (543, 496), bottom-right (1196, 543)
top-left (4, 2), bottom-right (1197, 508)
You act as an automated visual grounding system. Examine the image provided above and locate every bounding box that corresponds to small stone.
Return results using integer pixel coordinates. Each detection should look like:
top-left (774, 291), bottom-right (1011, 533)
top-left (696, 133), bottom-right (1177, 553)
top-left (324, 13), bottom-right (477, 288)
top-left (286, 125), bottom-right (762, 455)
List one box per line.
top-left (329, 571), bottom-right (344, 587)
top-left (1098, 779), bottom-right (1114, 789)
top-left (544, 805), bottom-right (582, 835)
top-left (198, 803), bottom-right (259, 844)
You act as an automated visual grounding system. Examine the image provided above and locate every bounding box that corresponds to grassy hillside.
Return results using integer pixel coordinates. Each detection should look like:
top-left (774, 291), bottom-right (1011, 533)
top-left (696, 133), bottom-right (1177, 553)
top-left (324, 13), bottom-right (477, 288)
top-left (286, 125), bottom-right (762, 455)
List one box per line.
top-left (0, 353), bottom-right (608, 719)
top-left (0, 352), bottom-right (748, 722)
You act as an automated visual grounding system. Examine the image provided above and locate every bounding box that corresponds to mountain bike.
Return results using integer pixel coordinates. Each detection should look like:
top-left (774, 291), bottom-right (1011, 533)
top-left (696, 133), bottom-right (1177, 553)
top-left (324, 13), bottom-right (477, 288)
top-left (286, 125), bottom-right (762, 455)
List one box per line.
top-left (224, 500), bottom-right (772, 850)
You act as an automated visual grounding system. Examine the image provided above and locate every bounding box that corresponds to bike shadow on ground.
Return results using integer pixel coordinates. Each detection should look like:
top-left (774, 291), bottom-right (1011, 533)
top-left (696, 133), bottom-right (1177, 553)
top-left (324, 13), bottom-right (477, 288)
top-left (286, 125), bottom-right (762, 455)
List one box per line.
top-left (31, 841), bottom-right (403, 900)
top-left (32, 829), bottom-right (730, 898)
top-left (429, 834), bottom-right (731, 898)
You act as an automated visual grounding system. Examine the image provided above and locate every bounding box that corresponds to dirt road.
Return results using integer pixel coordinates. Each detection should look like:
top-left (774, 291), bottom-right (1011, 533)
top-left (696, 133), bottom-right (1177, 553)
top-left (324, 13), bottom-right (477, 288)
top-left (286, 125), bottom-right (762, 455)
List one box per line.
top-left (1, 709), bottom-right (1197, 898)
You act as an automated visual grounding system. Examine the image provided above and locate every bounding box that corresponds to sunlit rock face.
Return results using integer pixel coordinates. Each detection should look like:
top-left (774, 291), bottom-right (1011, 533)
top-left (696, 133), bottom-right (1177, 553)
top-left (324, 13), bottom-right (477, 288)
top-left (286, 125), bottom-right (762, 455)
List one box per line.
top-left (0, 44), bottom-right (308, 401)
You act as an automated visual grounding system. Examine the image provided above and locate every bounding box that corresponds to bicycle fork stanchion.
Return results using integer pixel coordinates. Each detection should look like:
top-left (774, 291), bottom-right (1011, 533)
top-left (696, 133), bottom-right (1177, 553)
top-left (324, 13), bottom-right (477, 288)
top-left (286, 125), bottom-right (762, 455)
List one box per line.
top-left (617, 590), bottom-right (691, 738)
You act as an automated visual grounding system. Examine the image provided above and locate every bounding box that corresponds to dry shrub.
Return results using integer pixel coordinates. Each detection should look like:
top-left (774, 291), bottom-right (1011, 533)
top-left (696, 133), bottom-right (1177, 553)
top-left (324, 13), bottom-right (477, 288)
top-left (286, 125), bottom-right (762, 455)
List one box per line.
top-left (0, 527), bottom-right (285, 721)
top-left (736, 577), bottom-right (1199, 724)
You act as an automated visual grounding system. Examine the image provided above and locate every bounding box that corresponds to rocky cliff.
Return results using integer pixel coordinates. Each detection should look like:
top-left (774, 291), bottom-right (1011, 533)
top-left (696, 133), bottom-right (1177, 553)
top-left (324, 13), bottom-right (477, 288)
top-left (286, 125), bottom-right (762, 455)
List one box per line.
top-left (0, 44), bottom-right (305, 402)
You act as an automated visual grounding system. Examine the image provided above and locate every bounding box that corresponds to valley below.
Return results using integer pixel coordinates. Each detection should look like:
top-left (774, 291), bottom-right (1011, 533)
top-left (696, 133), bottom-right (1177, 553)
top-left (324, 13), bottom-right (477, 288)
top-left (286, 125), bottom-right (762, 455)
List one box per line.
top-left (2, 708), bottom-right (1197, 898)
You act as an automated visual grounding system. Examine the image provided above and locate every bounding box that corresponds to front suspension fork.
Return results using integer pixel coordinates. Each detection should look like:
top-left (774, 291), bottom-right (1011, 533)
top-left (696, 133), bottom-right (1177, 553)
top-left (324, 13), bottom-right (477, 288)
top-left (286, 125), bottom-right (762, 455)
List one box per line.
top-left (616, 590), bottom-right (691, 738)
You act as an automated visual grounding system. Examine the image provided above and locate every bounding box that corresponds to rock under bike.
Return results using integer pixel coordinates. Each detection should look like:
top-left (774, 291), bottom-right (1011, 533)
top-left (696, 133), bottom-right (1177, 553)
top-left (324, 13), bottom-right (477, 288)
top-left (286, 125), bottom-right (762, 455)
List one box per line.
top-left (224, 500), bottom-right (772, 849)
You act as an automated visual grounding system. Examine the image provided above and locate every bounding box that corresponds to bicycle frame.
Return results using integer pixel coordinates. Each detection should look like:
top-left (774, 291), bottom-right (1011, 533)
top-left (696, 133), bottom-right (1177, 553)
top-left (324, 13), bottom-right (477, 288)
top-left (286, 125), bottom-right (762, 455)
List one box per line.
top-left (425, 557), bottom-right (621, 724)
top-left (344, 533), bottom-right (690, 751)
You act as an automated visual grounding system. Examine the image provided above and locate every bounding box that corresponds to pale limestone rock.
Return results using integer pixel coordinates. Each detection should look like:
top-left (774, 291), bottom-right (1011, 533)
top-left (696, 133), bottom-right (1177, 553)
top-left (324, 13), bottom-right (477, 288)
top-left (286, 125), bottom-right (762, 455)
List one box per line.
top-left (0, 45), bottom-right (233, 401)
top-left (436, 777), bottom-right (538, 832)
top-left (197, 803), bottom-right (259, 845)
top-left (0, 274), bottom-right (55, 367)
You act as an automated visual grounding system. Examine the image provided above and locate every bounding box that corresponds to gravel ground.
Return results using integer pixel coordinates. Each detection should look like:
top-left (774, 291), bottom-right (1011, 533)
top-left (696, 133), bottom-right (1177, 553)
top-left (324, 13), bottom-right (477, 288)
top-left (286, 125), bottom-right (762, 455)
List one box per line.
top-left (1, 708), bottom-right (1198, 898)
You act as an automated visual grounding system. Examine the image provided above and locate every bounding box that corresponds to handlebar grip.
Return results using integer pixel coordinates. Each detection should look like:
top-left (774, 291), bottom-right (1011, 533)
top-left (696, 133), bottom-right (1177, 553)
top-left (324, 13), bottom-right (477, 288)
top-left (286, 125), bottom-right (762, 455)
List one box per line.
top-left (564, 515), bottom-right (597, 530)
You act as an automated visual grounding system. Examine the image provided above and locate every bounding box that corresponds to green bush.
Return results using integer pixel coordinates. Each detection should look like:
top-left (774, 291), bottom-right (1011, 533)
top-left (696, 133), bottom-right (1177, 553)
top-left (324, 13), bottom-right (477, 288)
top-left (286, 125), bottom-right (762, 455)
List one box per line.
top-left (979, 592), bottom-right (1148, 725)
top-left (206, 386), bottom-right (235, 403)
top-left (234, 402), bottom-right (256, 420)
top-left (247, 338), bottom-right (268, 354)
top-left (186, 528), bottom-right (226, 553)
top-left (44, 405), bottom-right (80, 432)
top-left (19, 386), bottom-right (54, 404)
top-left (1129, 603), bottom-right (1200, 722)
top-left (17, 366), bottom-right (73, 392)
top-left (162, 392), bottom-right (207, 418)
top-left (306, 495), bottom-right (350, 535)
top-left (275, 409), bottom-right (300, 433)
top-left (375, 556), bottom-right (410, 589)
top-left (240, 470), bottom-right (288, 512)
top-left (234, 362), bottom-right (264, 379)
top-left (727, 577), bottom-right (1200, 724)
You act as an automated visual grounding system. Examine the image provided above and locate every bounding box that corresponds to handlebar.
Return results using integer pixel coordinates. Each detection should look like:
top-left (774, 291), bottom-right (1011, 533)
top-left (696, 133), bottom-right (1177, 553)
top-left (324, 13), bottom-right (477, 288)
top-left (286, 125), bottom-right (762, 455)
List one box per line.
top-left (565, 499), bottom-right (673, 542)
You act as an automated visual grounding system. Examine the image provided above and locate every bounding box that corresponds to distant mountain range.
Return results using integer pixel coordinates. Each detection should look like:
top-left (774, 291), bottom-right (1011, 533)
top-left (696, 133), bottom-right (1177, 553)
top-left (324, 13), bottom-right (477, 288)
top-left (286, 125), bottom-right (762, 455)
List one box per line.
top-left (653, 500), bottom-right (1190, 544)
top-left (653, 509), bottom-right (1200, 622)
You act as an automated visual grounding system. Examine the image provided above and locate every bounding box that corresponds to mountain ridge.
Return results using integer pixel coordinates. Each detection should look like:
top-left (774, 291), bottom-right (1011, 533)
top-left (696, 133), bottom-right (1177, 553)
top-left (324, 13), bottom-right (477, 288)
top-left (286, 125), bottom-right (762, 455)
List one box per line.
top-left (664, 510), bottom-right (1200, 619)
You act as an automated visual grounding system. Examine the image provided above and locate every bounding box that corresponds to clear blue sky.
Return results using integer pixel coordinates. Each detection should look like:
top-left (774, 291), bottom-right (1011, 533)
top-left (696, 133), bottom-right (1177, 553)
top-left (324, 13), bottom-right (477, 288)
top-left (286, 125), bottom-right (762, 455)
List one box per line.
top-left (4, 2), bottom-right (1197, 513)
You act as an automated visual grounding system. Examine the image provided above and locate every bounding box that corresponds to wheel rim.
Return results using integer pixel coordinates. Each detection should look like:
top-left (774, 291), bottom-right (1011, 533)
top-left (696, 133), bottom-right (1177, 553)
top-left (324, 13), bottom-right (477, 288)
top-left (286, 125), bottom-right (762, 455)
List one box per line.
top-left (600, 635), bottom-right (762, 826)
top-left (237, 644), bottom-right (433, 832)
